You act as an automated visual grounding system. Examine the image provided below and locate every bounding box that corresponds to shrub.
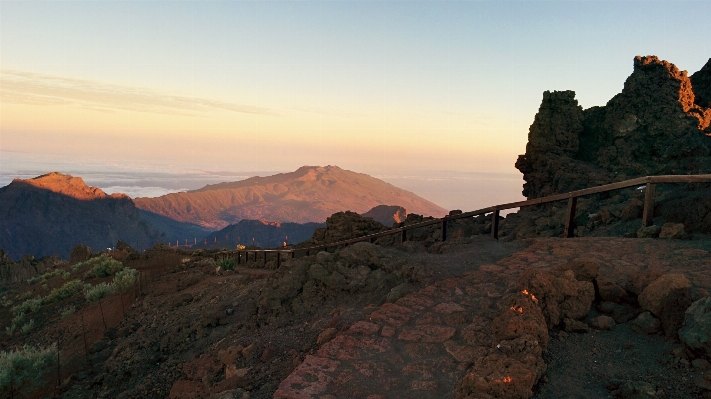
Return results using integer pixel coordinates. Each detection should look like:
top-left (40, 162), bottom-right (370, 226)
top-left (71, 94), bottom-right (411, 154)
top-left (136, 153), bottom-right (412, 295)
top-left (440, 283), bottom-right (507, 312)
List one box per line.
top-left (112, 268), bottom-right (137, 293)
top-left (12, 297), bottom-right (44, 317)
top-left (20, 320), bottom-right (34, 336)
top-left (27, 269), bottom-right (68, 285)
top-left (84, 283), bottom-right (114, 302)
top-left (60, 305), bottom-right (76, 320)
top-left (218, 258), bottom-right (235, 271)
top-left (0, 344), bottom-right (57, 396)
top-left (46, 279), bottom-right (84, 303)
top-left (88, 257), bottom-right (124, 278)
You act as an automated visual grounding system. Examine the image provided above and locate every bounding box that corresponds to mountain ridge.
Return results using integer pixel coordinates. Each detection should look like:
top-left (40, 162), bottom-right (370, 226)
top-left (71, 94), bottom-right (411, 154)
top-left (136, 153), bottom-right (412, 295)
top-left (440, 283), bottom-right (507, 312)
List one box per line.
top-left (134, 165), bottom-right (447, 230)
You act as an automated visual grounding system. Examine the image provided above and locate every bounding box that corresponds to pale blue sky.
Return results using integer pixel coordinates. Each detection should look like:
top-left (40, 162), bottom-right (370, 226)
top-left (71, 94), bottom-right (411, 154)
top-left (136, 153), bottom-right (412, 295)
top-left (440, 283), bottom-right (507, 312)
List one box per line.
top-left (1, 0), bottom-right (710, 208)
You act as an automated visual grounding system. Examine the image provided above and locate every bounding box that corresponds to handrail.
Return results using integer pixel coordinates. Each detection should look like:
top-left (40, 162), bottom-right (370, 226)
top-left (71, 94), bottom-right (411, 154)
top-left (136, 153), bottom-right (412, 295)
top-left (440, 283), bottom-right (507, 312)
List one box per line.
top-left (214, 174), bottom-right (711, 266)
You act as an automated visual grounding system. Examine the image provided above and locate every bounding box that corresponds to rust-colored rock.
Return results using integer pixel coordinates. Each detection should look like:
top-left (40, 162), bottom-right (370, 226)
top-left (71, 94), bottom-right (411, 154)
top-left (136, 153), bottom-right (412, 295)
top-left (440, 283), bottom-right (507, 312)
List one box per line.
top-left (639, 274), bottom-right (692, 317)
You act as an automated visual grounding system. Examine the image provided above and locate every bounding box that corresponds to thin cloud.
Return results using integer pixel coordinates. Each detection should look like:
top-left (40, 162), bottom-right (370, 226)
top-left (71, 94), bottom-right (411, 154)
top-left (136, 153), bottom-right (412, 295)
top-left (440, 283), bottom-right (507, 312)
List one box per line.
top-left (0, 69), bottom-right (279, 117)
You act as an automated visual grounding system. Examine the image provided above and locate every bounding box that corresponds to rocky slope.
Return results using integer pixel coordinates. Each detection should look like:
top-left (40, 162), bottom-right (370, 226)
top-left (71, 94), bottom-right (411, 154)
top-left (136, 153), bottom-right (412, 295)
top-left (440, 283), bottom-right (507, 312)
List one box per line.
top-left (134, 166), bottom-right (447, 230)
top-left (515, 56), bottom-right (711, 199)
top-left (0, 172), bottom-right (159, 259)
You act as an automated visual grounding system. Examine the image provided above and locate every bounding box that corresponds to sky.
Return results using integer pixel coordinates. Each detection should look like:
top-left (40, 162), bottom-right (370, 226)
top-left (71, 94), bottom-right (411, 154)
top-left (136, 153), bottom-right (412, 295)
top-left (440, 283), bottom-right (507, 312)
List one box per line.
top-left (1, 0), bottom-right (710, 211)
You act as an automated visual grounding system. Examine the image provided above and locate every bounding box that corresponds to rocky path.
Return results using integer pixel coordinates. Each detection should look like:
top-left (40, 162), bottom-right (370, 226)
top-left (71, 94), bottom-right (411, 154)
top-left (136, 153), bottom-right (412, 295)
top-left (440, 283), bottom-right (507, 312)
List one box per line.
top-left (275, 237), bottom-right (711, 399)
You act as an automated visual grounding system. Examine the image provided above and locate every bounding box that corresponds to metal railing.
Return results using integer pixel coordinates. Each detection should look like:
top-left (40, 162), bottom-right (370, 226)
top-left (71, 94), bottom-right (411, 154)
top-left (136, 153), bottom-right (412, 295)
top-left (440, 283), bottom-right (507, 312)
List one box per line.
top-left (215, 174), bottom-right (711, 267)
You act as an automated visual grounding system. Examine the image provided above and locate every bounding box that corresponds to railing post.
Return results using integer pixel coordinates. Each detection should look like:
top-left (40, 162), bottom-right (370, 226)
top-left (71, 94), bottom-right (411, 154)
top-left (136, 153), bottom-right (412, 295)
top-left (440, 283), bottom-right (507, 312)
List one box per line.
top-left (564, 196), bottom-right (578, 238)
top-left (491, 209), bottom-right (500, 239)
top-left (370, 237), bottom-right (376, 243)
top-left (263, 252), bottom-right (267, 266)
top-left (642, 183), bottom-right (656, 227)
top-left (401, 229), bottom-right (407, 243)
top-left (441, 219), bottom-right (447, 241)
top-left (291, 251), bottom-right (295, 259)
top-left (276, 252), bottom-right (281, 268)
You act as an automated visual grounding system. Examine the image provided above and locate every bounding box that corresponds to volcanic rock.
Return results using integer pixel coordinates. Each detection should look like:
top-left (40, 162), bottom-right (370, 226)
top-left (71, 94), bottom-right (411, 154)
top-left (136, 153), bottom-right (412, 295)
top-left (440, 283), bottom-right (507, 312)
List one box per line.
top-left (517, 269), bottom-right (595, 327)
top-left (679, 297), bottom-right (711, 356)
top-left (630, 312), bottom-right (661, 335)
top-left (589, 315), bottom-right (616, 331)
top-left (637, 225), bottom-right (662, 238)
top-left (659, 223), bottom-right (687, 239)
top-left (516, 56), bottom-right (711, 201)
top-left (639, 274), bottom-right (692, 317)
top-left (361, 205), bottom-right (408, 227)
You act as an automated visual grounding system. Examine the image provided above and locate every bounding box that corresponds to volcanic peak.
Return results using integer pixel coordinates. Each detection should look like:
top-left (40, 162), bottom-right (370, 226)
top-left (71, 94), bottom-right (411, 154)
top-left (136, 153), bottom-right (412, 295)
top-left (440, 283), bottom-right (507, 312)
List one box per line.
top-left (13, 172), bottom-right (127, 201)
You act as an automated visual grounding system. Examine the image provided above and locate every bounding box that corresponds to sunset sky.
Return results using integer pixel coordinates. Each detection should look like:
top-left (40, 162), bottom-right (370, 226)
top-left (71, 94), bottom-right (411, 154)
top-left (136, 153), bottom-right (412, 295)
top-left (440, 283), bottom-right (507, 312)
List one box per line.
top-left (1, 1), bottom-right (710, 209)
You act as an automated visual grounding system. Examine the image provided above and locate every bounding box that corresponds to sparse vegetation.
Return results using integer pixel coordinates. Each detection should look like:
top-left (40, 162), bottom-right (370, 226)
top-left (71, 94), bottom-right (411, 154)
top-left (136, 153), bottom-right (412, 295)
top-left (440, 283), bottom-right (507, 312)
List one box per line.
top-left (218, 258), bottom-right (235, 270)
top-left (46, 279), bottom-right (84, 303)
top-left (84, 282), bottom-right (114, 302)
top-left (60, 305), bottom-right (76, 319)
top-left (0, 344), bottom-right (57, 397)
top-left (27, 268), bottom-right (70, 285)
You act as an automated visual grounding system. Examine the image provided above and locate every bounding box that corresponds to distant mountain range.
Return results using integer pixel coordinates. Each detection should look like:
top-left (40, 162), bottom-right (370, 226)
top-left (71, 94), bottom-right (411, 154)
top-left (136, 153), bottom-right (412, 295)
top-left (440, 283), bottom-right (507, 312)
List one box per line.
top-left (0, 166), bottom-right (447, 259)
top-left (134, 165), bottom-right (447, 230)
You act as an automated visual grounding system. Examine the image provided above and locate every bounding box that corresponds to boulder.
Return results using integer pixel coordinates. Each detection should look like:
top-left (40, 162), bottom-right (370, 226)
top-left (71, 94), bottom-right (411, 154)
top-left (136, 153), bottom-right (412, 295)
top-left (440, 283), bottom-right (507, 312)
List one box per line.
top-left (639, 274), bottom-right (692, 317)
top-left (596, 275), bottom-right (628, 303)
top-left (517, 269), bottom-right (594, 327)
top-left (679, 297), bottom-right (711, 355)
top-left (637, 225), bottom-right (662, 238)
top-left (627, 269), bottom-right (664, 296)
top-left (630, 312), bottom-right (661, 335)
top-left (659, 223), bottom-right (687, 239)
top-left (316, 328), bottom-right (338, 346)
top-left (607, 379), bottom-right (657, 399)
top-left (563, 318), bottom-right (589, 333)
top-left (589, 315), bottom-right (616, 331)
top-left (660, 286), bottom-right (705, 340)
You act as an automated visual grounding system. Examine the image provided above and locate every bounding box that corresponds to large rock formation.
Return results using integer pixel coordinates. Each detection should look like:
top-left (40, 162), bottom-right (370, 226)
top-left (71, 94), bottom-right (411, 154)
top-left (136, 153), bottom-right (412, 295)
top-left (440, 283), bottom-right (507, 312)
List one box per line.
top-left (516, 56), bottom-right (711, 199)
top-left (361, 204), bottom-right (408, 227)
top-left (0, 173), bottom-right (159, 259)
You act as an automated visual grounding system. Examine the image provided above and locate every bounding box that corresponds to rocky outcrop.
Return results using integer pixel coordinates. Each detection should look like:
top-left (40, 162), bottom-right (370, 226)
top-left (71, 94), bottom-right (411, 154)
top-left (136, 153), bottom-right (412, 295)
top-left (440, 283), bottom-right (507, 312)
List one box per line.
top-left (298, 211), bottom-right (388, 247)
top-left (691, 58), bottom-right (711, 109)
top-left (361, 205), bottom-right (408, 227)
top-left (516, 56), bottom-right (711, 200)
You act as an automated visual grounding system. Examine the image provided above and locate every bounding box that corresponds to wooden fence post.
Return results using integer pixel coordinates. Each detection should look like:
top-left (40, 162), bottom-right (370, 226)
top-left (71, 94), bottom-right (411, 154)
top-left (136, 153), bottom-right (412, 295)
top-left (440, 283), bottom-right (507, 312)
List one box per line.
top-left (441, 219), bottom-right (447, 241)
top-left (642, 183), bottom-right (656, 227)
top-left (263, 252), bottom-right (267, 266)
top-left (98, 297), bottom-right (107, 330)
top-left (276, 252), bottom-right (281, 268)
top-left (491, 209), bottom-right (500, 239)
top-left (401, 229), bottom-right (407, 243)
top-left (563, 196), bottom-right (578, 238)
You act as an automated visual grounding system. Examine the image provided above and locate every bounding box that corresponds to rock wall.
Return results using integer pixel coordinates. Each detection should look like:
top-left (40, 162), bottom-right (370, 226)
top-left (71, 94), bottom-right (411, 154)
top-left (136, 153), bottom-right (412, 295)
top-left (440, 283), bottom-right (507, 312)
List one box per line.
top-left (516, 56), bottom-right (711, 199)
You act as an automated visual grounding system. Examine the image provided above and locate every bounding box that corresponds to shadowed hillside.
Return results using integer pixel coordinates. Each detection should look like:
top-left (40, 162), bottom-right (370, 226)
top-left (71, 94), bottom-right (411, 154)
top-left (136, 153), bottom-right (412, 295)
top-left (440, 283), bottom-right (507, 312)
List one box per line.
top-left (0, 173), bottom-right (159, 259)
top-left (134, 165), bottom-right (448, 230)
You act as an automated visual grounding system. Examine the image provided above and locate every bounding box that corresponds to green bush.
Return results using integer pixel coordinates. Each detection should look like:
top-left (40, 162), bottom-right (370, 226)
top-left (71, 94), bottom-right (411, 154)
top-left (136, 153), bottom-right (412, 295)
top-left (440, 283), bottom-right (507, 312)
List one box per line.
top-left (12, 297), bottom-right (43, 317)
top-left (46, 279), bottom-right (84, 303)
top-left (71, 253), bottom-right (111, 272)
top-left (218, 258), bottom-right (235, 270)
top-left (0, 344), bottom-right (56, 397)
top-left (20, 320), bottom-right (34, 336)
top-left (89, 257), bottom-right (124, 278)
top-left (84, 283), bottom-right (114, 302)
top-left (112, 268), bottom-right (137, 293)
